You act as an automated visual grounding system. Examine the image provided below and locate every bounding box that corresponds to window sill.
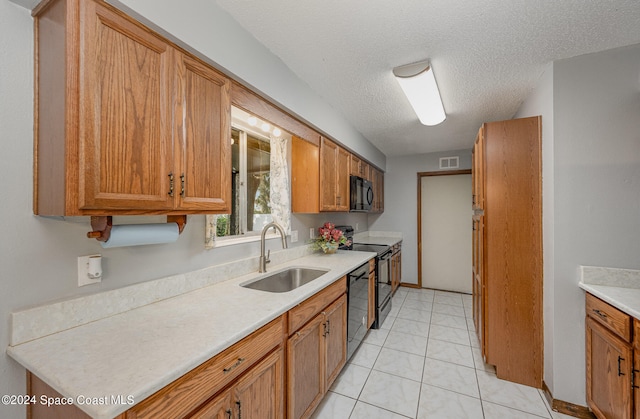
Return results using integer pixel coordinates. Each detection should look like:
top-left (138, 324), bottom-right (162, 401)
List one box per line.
top-left (213, 232), bottom-right (286, 248)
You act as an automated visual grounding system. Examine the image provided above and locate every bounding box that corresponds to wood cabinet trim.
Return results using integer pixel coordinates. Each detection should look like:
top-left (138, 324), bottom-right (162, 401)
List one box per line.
top-left (231, 81), bottom-right (320, 146)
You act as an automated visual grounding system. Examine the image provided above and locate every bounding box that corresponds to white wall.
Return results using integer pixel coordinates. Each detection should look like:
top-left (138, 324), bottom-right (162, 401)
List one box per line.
top-left (369, 149), bottom-right (472, 284)
top-left (514, 64), bottom-right (555, 395)
top-left (514, 44), bottom-right (640, 406)
top-left (552, 43), bottom-right (640, 405)
top-left (0, 1), bottom-right (376, 416)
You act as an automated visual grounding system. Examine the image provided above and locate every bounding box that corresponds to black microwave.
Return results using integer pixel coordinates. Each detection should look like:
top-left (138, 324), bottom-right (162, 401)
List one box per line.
top-left (350, 175), bottom-right (373, 212)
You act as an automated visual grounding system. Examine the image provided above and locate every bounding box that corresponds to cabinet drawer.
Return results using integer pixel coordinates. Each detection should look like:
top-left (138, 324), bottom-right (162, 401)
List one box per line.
top-left (127, 315), bottom-right (284, 419)
top-left (586, 293), bottom-right (631, 342)
top-left (288, 277), bottom-right (346, 333)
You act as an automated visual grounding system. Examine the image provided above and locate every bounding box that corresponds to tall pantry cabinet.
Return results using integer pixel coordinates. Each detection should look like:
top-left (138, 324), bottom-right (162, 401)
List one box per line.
top-left (472, 116), bottom-right (543, 388)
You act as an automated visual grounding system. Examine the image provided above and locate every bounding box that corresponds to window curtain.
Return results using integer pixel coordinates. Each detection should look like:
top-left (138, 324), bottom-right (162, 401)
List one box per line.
top-left (205, 214), bottom-right (217, 249)
top-left (269, 135), bottom-right (291, 234)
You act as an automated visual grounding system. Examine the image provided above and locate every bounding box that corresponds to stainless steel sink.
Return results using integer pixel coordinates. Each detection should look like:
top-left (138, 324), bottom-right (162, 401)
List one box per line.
top-left (241, 267), bottom-right (328, 293)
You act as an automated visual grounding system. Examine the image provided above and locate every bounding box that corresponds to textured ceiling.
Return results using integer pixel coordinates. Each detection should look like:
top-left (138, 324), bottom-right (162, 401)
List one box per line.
top-left (215, 0), bottom-right (640, 156)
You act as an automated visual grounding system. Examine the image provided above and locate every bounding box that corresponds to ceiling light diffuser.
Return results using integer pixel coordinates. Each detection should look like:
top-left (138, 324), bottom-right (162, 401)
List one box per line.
top-left (393, 60), bottom-right (446, 126)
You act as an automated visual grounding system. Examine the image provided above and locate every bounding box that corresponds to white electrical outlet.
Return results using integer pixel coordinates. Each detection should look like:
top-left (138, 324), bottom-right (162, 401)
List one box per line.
top-left (309, 227), bottom-right (315, 239)
top-left (356, 223), bottom-right (360, 231)
top-left (78, 255), bottom-right (102, 287)
top-left (291, 230), bottom-right (299, 243)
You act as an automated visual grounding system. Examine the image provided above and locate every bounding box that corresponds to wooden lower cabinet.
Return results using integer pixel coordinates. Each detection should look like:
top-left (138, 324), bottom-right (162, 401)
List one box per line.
top-left (287, 294), bottom-right (347, 419)
top-left (191, 390), bottom-right (232, 419)
top-left (586, 317), bottom-right (632, 419)
top-left (367, 268), bottom-right (376, 328)
top-left (585, 293), bottom-right (640, 419)
top-left (390, 243), bottom-right (402, 293)
top-left (192, 349), bottom-right (284, 419)
top-left (287, 313), bottom-right (325, 419)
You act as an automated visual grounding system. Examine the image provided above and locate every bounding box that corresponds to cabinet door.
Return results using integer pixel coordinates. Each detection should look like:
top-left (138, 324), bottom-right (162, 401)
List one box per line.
top-left (174, 52), bottom-right (231, 211)
top-left (287, 314), bottom-right (325, 419)
top-left (291, 136), bottom-right (320, 213)
top-left (336, 147), bottom-right (351, 211)
top-left (324, 295), bottom-right (347, 389)
top-left (233, 349), bottom-right (284, 419)
top-left (78, 1), bottom-right (174, 210)
top-left (190, 390), bottom-right (232, 419)
top-left (350, 155), bottom-right (362, 177)
top-left (368, 270), bottom-right (376, 328)
top-left (635, 351), bottom-right (640, 419)
top-left (586, 317), bottom-right (632, 419)
top-left (319, 137), bottom-right (338, 211)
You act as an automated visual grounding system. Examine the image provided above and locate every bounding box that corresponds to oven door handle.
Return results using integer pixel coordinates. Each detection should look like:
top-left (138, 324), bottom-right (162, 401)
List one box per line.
top-left (351, 271), bottom-right (368, 282)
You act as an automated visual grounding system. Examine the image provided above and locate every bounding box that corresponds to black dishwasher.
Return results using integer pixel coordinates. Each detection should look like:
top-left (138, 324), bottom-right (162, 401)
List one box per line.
top-left (347, 261), bottom-right (369, 360)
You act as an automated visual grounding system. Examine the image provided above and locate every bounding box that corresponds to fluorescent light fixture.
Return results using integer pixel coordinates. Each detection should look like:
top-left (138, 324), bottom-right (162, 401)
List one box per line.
top-left (393, 60), bottom-right (446, 126)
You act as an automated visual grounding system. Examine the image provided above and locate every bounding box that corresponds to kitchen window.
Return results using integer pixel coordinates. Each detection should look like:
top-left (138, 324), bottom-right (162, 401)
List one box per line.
top-left (206, 107), bottom-right (291, 247)
top-left (216, 127), bottom-right (272, 237)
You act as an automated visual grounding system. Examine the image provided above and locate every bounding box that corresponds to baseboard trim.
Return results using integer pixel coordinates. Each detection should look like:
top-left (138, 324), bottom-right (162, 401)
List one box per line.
top-left (399, 282), bottom-right (420, 289)
top-left (542, 381), bottom-right (596, 419)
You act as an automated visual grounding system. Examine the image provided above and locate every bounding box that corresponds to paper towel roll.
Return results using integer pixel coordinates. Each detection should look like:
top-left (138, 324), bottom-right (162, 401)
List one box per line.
top-left (100, 223), bottom-right (180, 248)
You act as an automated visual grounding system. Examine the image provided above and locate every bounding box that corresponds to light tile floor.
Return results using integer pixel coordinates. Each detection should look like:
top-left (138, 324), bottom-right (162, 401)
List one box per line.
top-left (312, 287), bottom-right (575, 419)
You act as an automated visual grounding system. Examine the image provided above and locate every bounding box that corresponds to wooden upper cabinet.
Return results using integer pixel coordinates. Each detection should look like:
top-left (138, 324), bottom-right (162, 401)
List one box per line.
top-left (174, 52), bottom-right (231, 212)
top-left (319, 137), bottom-right (350, 211)
top-left (78, 1), bottom-right (174, 211)
top-left (350, 154), bottom-right (369, 179)
top-left (33, 0), bottom-right (231, 215)
top-left (291, 136), bottom-right (320, 213)
top-left (472, 126), bottom-right (485, 210)
top-left (369, 167), bottom-right (384, 213)
top-left (336, 147), bottom-right (350, 211)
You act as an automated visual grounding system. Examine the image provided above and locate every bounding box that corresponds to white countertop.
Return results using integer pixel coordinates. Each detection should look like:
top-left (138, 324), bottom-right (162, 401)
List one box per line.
top-left (7, 250), bottom-right (375, 419)
top-left (578, 265), bottom-right (640, 319)
top-left (352, 232), bottom-right (402, 247)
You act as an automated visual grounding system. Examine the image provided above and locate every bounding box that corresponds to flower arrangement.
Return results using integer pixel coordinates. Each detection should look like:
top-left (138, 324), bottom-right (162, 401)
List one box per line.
top-left (310, 222), bottom-right (351, 254)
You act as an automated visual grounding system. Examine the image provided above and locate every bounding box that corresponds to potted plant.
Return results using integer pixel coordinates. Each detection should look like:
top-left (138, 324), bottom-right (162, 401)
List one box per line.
top-left (311, 222), bottom-right (351, 254)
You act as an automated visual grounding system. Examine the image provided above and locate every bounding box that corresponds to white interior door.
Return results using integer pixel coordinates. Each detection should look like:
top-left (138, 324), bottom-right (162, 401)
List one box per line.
top-left (420, 174), bottom-right (472, 293)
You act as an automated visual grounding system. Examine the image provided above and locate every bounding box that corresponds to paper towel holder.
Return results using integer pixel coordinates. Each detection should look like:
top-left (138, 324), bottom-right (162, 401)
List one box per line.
top-left (87, 215), bottom-right (187, 243)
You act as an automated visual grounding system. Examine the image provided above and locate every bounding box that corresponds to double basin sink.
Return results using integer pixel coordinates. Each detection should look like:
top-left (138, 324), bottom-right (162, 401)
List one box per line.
top-left (241, 267), bottom-right (328, 293)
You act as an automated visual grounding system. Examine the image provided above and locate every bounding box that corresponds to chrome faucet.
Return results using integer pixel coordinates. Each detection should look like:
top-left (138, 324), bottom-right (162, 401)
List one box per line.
top-left (259, 222), bottom-right (288, 273)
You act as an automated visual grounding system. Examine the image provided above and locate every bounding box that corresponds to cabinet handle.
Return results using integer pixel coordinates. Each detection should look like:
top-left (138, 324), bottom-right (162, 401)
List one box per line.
top-left (592, 309), bottom-right (608, 319)
top-left (323, 321), bottom-right (328, 337)
top-left (168, 172), bottom-right (174, 197)
top-left (223, 357), bottom-right (245, 374)
top-left (633, 369), bottom-right (640, 389)
top-left (226, 408), bottom-right (233, 419)
top-left (180, 173), bottom-right (185, 198)
top-left (236, 400), bottom-right (242, 419)
top-left (326, 319), bottom-right (331, 334)
top-left (618, 356), bottom-right (625, 376)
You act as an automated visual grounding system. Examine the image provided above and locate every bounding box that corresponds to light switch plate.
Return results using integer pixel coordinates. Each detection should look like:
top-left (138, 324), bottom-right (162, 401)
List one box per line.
top-left (290, 230), bottom-right (298, 243)
top-left (78, 255), bottom-right (101, 287)
top-left (309, 228), bottom-right (315, 239)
